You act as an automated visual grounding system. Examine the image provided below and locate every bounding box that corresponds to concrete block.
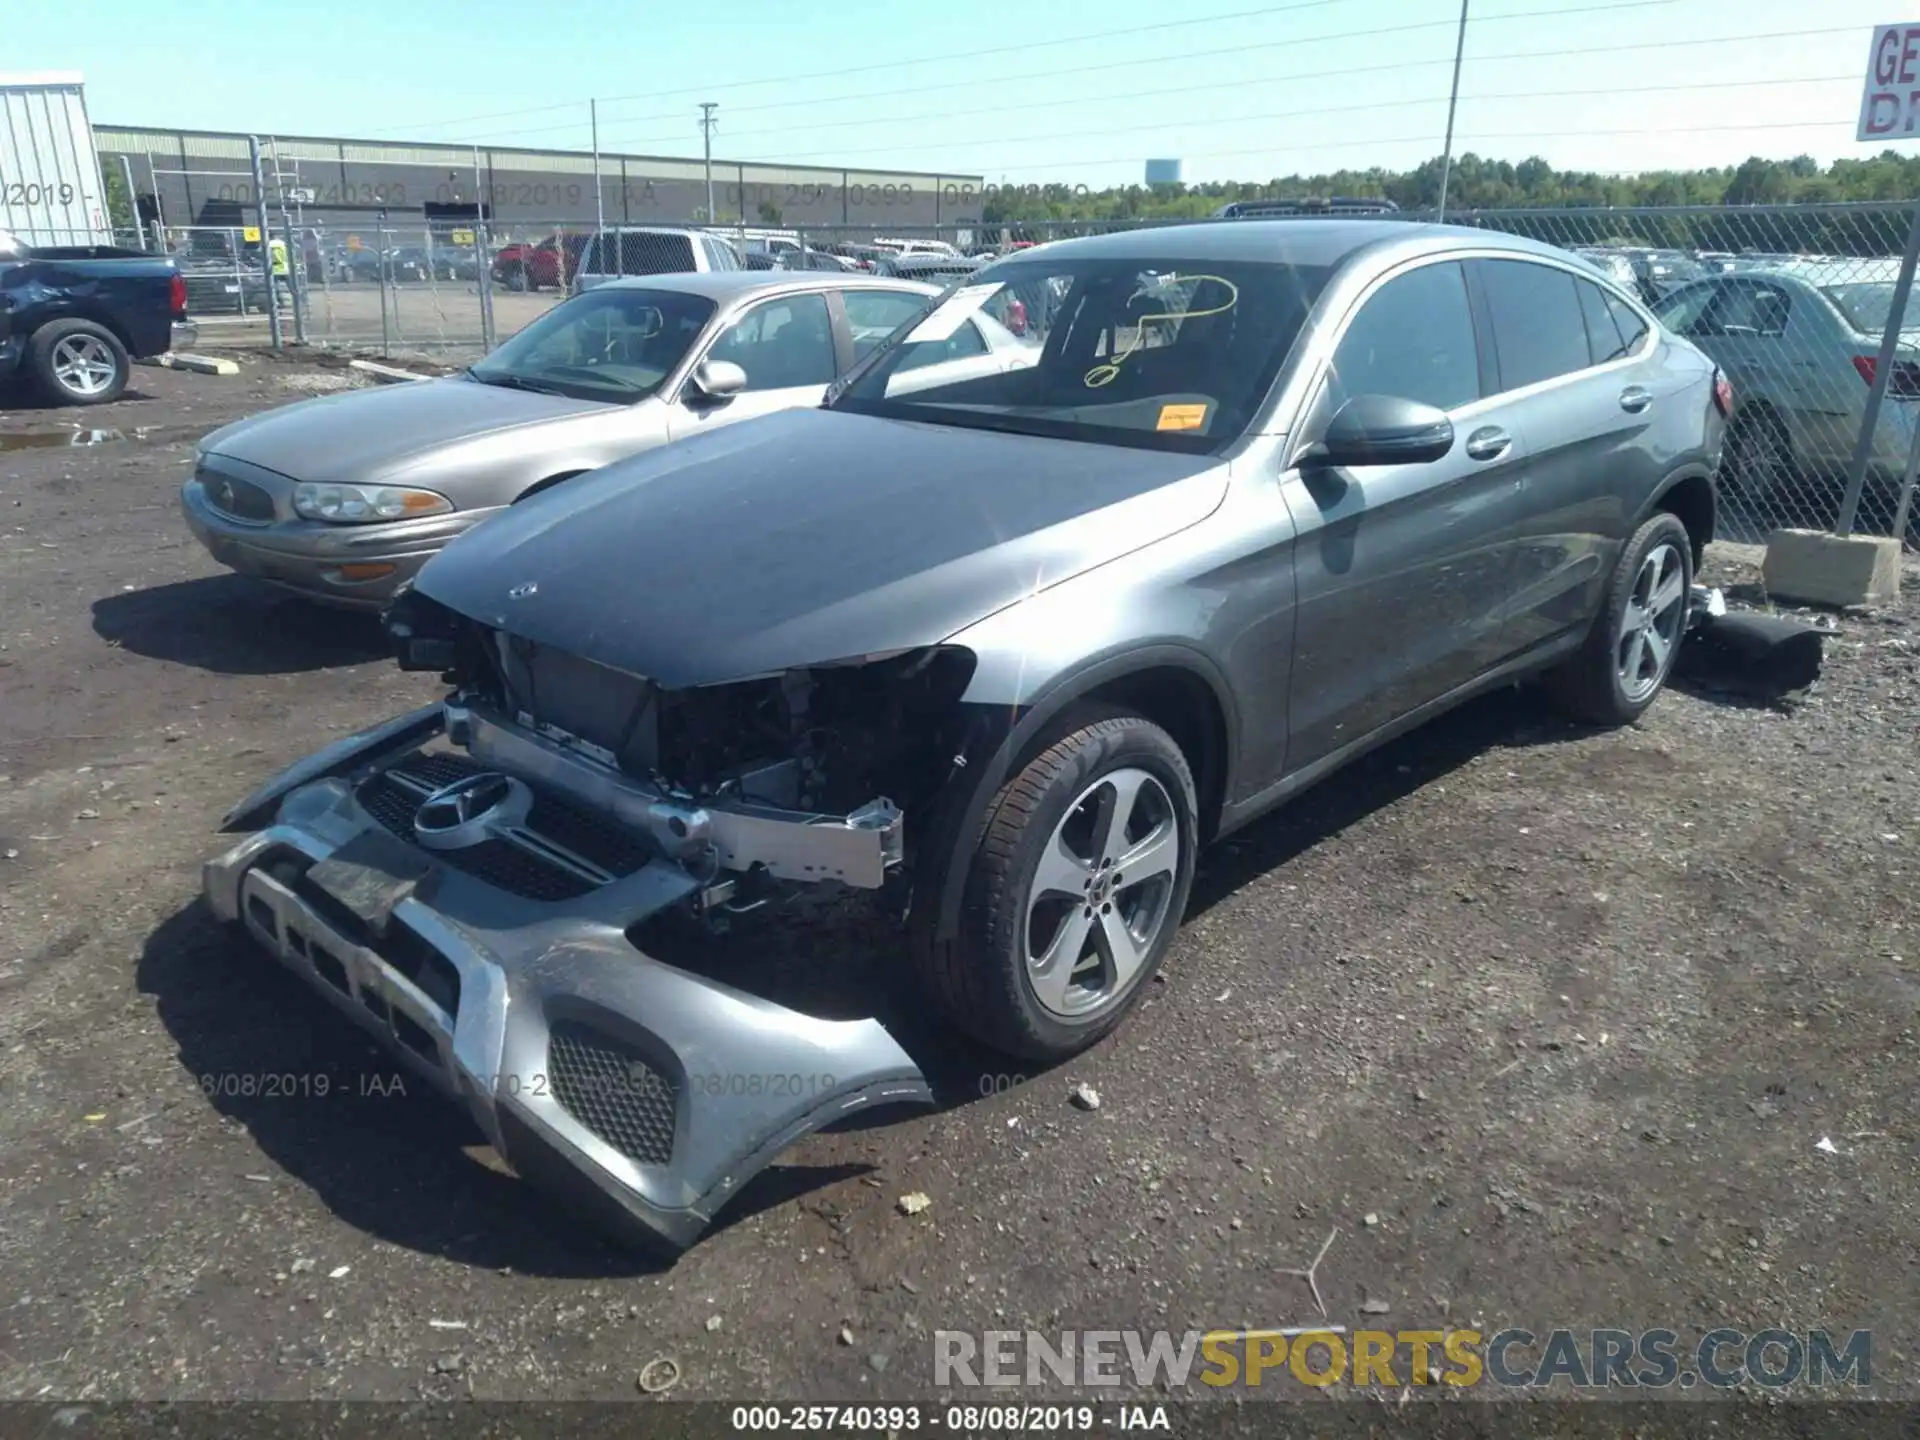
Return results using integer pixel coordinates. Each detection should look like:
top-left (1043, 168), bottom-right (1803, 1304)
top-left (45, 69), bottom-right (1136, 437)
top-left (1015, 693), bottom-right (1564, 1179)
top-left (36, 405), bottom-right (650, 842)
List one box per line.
top-left (349, 359), bottom-right (431, 384)
top-left (165, 353), bottom-right (241, 377)
top-left (1761, 528), bottom-right (1901, 608)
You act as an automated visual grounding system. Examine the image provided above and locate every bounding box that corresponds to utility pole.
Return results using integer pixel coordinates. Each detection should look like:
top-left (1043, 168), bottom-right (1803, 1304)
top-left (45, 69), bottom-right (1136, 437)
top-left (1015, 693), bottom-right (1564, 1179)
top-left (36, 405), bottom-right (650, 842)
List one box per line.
top-left (699, 102), bottom-right (718, 224)
top-left (1436, 0), bottom-right (1469, 222)
top-left (590, 98), bottom-right (605, 250)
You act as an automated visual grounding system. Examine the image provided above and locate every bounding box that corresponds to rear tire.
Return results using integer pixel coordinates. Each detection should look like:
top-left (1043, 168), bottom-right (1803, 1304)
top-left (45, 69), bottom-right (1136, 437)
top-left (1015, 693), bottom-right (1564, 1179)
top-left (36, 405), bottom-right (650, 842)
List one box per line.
top-left (29, 319), bottom-right (130, 406)
top-left (1723, 407), bottom-right (1800, 515)
top-left (1545, 511), bottom-right (1693, 726)
top-left (915, 707), bottom-right (1197, 1062)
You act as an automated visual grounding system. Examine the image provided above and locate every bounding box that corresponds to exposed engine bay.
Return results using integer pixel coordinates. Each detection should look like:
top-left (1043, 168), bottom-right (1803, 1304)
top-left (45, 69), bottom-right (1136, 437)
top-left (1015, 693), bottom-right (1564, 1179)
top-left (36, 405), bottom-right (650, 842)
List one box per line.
top-left (381, 587), bottom-right (981, 905)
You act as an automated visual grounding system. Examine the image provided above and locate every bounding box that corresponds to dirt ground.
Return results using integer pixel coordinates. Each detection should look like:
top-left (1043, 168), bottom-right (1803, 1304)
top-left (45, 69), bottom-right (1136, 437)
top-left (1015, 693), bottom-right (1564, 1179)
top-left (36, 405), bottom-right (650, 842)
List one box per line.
top-left (1, 357), bottom-right (1916, 1408)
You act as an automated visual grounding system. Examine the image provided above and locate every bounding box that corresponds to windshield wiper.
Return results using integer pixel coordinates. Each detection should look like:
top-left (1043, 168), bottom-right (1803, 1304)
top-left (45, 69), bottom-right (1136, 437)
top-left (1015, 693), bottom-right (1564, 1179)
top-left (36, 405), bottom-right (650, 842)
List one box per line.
top-left (467, 370), bottom-right (567, 396)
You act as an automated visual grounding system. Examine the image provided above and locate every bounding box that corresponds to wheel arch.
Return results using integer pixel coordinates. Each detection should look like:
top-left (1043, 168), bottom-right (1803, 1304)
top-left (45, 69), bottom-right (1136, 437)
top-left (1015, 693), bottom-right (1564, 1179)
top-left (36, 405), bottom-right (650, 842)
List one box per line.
top-left (920, 644), bottom-right (1238, 945)
top-left (513, 469), bottom-right (591, 504)
top-left (1639, 464), bottom-right (1717, 571)
top-left (28, 306), bottom-right (135, 356)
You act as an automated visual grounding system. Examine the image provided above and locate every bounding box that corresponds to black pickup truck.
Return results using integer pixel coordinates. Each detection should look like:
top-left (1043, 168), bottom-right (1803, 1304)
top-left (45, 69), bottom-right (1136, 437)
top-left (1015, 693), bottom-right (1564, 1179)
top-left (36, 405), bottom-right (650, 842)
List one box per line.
top-left (1, 229), bottom-right (189, 406)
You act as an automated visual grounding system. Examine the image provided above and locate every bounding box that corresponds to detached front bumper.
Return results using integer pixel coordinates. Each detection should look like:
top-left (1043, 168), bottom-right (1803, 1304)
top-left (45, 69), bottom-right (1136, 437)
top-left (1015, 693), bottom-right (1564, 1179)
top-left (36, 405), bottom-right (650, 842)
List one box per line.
top-left (203, 711), bottom-right (928, 1256)
top-left (181, 477), bottom-right (497, 610)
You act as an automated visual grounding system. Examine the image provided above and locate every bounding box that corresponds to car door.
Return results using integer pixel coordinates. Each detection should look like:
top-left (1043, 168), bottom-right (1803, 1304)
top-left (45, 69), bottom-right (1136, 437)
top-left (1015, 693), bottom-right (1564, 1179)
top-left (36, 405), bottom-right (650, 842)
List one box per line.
top-left (664, 290), bottom-right (840, 440)
top-left (1470, 257), bottom-right (1669, 654)
top-left (1280, 256), bottom-right (1529, 771)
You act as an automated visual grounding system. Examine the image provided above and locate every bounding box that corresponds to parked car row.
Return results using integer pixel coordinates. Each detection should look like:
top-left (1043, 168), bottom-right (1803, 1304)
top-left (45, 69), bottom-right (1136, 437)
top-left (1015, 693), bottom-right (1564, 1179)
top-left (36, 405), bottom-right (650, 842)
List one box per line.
top-left (186, 219), bottom-right (1730, 1261)
top-left (1646, 256), bottom-right (1917, 522)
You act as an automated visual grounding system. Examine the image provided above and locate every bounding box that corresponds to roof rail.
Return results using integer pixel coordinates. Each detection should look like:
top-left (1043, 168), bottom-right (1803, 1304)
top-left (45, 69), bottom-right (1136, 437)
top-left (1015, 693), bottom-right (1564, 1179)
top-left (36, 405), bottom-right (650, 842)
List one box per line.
top-left (1212, 196), bottom-right (1401, 220)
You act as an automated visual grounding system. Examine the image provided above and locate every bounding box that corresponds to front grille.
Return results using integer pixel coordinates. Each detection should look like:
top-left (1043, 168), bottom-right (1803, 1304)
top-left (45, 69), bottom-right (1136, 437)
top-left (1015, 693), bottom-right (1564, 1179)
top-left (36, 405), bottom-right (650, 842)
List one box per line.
top-left (548, 1020), bottom-right (679, 1167)
top-left (353, 751), bottom-right (652, 903)
top-left (200, 467), bottom-right (276, 523)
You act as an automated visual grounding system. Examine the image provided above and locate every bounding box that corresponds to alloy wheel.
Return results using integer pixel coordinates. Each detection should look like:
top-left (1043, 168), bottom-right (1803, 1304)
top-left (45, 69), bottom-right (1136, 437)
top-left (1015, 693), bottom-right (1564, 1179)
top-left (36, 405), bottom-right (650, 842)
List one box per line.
top-left (1024, 767), bottom-right (1181, 1018)
top-left (52, 335), bottom-right (119, 397)
top-left (1617, 542), bottom-right (1687, 704)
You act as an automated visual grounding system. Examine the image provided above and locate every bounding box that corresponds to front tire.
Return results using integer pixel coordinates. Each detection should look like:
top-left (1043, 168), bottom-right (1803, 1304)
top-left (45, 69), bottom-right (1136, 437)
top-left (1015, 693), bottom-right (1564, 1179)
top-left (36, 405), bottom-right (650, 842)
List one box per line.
top-left (1546, 511), bottom-right (1693, 726)
top-left (30, 320), bottom-right (130, 405)
top-left (918, 708), bottom-right (1198, 1061)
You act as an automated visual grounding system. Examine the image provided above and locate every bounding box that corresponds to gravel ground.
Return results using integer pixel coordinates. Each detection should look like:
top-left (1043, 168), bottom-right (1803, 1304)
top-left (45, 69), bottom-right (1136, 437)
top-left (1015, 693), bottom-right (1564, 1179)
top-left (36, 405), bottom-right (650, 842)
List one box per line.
top-left (1, 359), bottom-right (1916, 1407)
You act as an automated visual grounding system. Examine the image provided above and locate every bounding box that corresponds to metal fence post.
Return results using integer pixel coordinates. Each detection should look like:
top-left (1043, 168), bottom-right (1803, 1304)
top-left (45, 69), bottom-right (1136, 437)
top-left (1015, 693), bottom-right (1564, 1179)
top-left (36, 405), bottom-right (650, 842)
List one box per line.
top-left (247, 136), bottom-right (283, 350)
top-left (378, 216), bottom-right (393, 357)
top-left (1836, 196), bottom-right (1920, 537)
top-left (477, 215), bottom-right (496, 352)
top-left (1891, 413), bottom-right (1920, 546)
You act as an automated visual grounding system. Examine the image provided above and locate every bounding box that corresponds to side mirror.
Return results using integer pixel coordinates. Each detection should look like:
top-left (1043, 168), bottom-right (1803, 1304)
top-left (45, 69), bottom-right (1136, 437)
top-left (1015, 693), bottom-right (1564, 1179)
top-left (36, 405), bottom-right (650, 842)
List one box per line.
top-left (1303, 394), bottom-right (1455, 468)
top-left (687, 359), bottom-right (748, 403)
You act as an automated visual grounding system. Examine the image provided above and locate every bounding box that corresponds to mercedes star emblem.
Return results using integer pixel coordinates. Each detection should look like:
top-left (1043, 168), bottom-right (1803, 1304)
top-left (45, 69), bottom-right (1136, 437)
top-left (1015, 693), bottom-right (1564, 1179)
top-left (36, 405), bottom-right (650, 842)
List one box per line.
top-left (413, 771), bottom-right (532, 850)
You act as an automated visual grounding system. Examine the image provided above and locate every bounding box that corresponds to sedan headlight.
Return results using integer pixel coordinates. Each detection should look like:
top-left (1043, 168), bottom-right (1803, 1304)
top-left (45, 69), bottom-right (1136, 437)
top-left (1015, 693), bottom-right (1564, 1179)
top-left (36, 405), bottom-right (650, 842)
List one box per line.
top-left (293, 483), bottom-right (451, 523)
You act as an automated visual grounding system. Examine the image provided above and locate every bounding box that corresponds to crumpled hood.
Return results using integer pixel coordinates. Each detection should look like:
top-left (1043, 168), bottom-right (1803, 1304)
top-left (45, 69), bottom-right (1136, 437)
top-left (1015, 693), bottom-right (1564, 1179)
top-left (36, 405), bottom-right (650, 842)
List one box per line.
top-left (197, 376), bottom-right (609, 485)
top-left (413, 406), bottom-right (1227, 688)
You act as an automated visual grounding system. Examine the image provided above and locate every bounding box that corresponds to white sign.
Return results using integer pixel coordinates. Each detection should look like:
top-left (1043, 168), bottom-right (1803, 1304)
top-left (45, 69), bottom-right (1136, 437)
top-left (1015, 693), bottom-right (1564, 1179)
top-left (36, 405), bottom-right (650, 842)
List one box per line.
top-left (1858, 23), bottom-right (1920, 141)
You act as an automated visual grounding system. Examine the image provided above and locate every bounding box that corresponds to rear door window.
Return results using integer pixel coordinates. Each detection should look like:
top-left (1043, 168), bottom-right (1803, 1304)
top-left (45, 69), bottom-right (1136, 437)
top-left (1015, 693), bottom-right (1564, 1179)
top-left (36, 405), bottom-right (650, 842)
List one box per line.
top-left (842, 289), bottom-right (932, 359)
top-left (707, 292), bottom-right (838, 390)
top-left (1475, 259), bottom-right (1593, 392)
top-left (1327, 260), bottom-right (1481, 413)
top-left (618, 232), bottom-right (696, 275)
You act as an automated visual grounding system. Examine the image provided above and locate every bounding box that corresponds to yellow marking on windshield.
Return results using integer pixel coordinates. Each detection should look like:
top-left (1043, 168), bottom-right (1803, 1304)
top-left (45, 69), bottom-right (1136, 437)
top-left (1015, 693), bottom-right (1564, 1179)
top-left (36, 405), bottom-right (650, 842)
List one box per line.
top-left (1156, 403), bottom-right (1209, 431)
top-left (1084, 274), bottom-right (1240, 389)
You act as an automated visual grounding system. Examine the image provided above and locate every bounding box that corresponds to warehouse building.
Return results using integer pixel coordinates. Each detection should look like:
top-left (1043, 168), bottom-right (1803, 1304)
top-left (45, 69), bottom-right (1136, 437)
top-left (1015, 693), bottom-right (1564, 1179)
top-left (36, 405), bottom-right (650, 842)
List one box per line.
top-left (94, 124), bottom-right (985, 239)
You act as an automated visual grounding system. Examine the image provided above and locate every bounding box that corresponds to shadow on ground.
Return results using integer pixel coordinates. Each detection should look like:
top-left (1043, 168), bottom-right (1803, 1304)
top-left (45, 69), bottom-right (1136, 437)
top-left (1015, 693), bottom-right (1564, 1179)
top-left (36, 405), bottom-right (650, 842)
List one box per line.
top-left (92, 575), bottom-right (387, 675)
top-left (137, 684), bottom-right (1592, 1270)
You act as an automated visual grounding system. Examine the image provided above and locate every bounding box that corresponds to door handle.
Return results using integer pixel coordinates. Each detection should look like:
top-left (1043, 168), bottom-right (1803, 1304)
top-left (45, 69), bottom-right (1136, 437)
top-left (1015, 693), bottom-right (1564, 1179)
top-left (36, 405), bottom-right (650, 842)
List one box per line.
top-left (1464, 426), bottom-right (1511, 461)
top-left (1620, 386), bottom-right (1653, 413)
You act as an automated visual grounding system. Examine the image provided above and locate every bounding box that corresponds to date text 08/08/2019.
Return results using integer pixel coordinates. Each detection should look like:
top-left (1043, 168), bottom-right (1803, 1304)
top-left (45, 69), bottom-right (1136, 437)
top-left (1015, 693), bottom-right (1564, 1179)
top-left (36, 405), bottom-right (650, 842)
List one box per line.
top-left (730, 1406), bottom-right (1118, 1432)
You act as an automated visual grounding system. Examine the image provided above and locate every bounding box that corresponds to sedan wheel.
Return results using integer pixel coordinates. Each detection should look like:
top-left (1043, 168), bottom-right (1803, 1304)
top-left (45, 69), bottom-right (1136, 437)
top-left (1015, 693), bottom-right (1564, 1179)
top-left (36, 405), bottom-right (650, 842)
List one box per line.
top-left (1025, 767), bottom-right (1182, 1018)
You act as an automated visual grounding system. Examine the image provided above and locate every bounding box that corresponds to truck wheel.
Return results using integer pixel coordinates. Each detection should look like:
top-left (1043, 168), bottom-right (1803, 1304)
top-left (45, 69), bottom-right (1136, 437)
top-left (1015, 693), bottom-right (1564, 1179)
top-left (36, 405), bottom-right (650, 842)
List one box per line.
top-left (918, 707), bottom-right (1197, 1062)
top-left (1544, 510), bottom-right (1692, 726)
top-left (505, 270), bottom-right (528, 292)
top-left (30, 320), bottom-right (130, 405)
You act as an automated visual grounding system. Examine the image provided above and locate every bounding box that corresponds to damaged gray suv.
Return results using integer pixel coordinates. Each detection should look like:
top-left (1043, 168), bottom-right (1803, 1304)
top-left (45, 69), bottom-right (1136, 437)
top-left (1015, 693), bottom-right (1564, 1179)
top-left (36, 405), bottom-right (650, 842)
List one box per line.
top-left (202, 220), bottom-right (1727, 1255)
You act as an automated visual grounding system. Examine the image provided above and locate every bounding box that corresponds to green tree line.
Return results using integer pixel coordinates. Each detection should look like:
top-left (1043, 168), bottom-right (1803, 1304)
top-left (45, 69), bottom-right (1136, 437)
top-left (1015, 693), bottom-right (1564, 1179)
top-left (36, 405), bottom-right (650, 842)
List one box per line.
top-left (984, 150), bottom-right (1920, 229)
top-left (96, 147), bottom-right (1920, 255)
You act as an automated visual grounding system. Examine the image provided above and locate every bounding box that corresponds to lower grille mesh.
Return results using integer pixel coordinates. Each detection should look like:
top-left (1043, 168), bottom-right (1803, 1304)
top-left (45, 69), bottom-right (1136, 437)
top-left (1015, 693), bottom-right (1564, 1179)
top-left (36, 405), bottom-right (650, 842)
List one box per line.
top-left (547, 1021), bottom-right (678, 1166)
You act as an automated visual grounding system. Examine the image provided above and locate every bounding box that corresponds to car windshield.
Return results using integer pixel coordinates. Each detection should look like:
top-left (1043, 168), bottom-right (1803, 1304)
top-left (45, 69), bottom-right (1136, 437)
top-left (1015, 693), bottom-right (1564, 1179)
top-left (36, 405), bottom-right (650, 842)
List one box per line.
top-left (1821, 281), bottom-right (1919, 335)
top-left (827, 255), bottom-right (1333, 452)
top-left (467, 287), bottom-right (716, 402)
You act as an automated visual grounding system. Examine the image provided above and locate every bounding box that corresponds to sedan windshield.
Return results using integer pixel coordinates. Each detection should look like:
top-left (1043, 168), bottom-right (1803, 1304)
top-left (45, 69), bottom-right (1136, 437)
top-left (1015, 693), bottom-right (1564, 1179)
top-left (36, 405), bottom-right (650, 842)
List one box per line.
top-left (468, 287), bottom-right (716, 401)
top-left (827, 255), bottom-right (1332, 452)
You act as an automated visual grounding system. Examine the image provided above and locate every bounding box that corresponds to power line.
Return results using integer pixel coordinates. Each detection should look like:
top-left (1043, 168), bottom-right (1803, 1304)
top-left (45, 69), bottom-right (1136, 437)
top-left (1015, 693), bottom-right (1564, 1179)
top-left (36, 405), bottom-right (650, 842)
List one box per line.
top-left (461, 0), bottom-right (1687, 149)
top-left (618, 24), bottom-right (1873, 170)
top-left (603, 73), bottom-right (1855, 166)
top-left (364, 0), bottom-right (1355, 137)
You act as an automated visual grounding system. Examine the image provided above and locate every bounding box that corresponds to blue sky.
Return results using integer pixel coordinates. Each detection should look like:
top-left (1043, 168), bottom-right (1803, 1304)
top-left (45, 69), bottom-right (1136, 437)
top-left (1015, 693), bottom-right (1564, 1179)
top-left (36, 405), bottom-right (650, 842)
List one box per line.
top-left (15, 0), bottom-right (1904, 185)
